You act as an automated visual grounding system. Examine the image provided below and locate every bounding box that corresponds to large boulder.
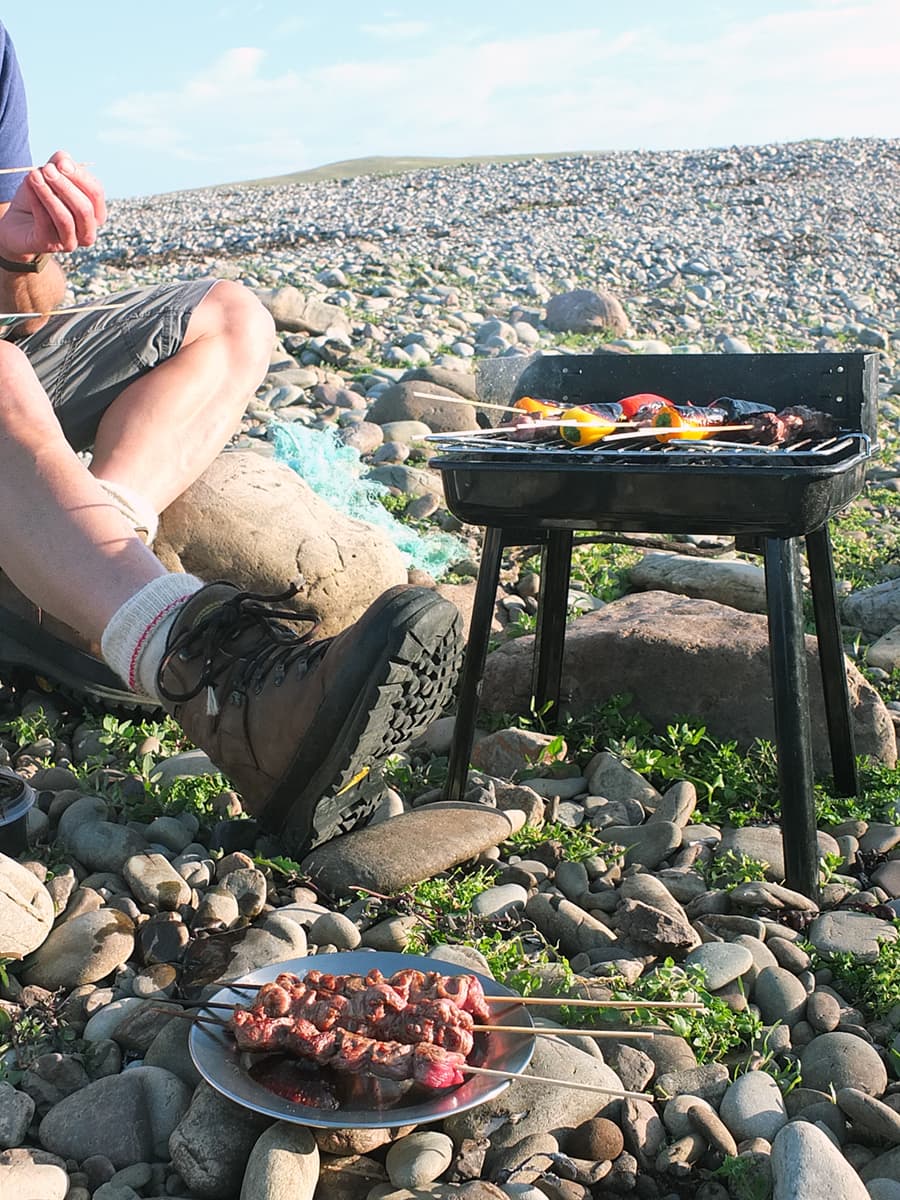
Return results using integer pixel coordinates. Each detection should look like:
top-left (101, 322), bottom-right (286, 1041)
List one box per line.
top-left (479, 591), bottom-right (895, 771)
top-left (0, 854), bottom-right (54, 959)
top-left (367, 381), bottom-right (479, 433)
top-left (156, 451), bottom-right (407, 636)
top-left (255, 286), bottom-right (350, 337)
top-left (543, 288), bottom-right (631, 336)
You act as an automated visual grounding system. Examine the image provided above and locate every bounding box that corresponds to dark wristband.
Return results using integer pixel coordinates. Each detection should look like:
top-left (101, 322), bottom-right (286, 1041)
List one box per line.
top-left (0, 253), bottom-right (51, 274)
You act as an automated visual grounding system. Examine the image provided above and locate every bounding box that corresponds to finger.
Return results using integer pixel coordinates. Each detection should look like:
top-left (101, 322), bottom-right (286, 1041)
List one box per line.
top-left (44, 150), bottom-right (107, 226)
top-left (23, 168), bottom-right (82, 251)
top-left (56, 156), bottom-right (107, 225)
top-left (31, 163), bottom-right (100, 249)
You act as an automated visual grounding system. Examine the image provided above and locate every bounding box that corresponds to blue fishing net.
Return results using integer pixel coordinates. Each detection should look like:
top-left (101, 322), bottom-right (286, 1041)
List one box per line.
top-left (271, 421), bottom-right (465, 578)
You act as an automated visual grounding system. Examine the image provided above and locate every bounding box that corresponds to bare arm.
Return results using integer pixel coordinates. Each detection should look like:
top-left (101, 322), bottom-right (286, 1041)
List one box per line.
top-left (0, 151), bottom-right (106, 334)
top-left (0, 202), bottom-right (67, 320)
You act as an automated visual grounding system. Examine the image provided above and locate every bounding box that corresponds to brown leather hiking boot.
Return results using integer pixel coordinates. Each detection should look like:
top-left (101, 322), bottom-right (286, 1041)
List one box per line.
top-left (157, 582), bottom-right (464, 852)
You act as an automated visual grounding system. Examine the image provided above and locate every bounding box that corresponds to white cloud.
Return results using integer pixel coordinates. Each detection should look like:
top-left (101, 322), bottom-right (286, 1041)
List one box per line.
top-left (359, 20), bottom-right (430, 39)
top-left (98, 5), bottom-right (900, 194)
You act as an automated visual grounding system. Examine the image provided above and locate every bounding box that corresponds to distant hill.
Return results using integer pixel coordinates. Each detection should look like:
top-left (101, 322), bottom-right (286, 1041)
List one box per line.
top-left (226, 152), bottom-right (600, 190)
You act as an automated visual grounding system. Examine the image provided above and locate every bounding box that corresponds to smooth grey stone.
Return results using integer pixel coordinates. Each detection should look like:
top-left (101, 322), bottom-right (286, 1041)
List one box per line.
top-left (753, 966), bottom-right (809, 1026)
top-left (719, 1072), bottom-right (788, 1143)
top-left (836, 1087), bottom-right (900, 1143)
top-left (555, 860), bottom-right (590, 901)
top-left (767, 936), bottom-right (812, 972)
top-left (655, 1063), bottom-right (727, 1103)
top-left (22, 909), bottom-right (135, 989)
top-left (0, 1080), bottom-right (35, 1146)
top-left (385, 1131), bottom-right (453, 1188)
top-left (806, 989), bottom-right (842, 1033)
top-left (220, 867), bottom-right (269, 919)
top-left (239, 1122), bottom-right (318, 1200)
top-left (443, 1037), bottom-right (626, 1147)
top-left (683, 942), bottom-right (753, 990)
top-left (170, 1082), bottom-right (272, 1196)
top-left (663, 1094), bottom-right (716, 1138)
top-left (0, 855), bottom-right (54, 958)
top-left (143, 817), bottom-right (193, 854)
top-left (123, 854), bottom-right (191, 911)
top-left (771, 1121), bottom-right (870, 1199)
top-left (308, 911), bottom-right (362, 951)
top-left (596, 820), bottom-right (682, 869)
top-left (470, 883), bottom-right (528, 919)
top-left (808, 910), bottom-right (899, 963)
top-left (38, 1068), bottom-right (191, 1168)
top-left (800, 1032), bottom-right (889, 1096)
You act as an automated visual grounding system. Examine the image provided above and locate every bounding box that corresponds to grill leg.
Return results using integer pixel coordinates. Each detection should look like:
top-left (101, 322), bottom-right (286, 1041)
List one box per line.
top-left (532, 530), bottom-right (574, 719)
top-left (443, 525), bottom-right (506, 800)
top-left (806, 524), bottom-right (859, 796)
top-left (763, 536), bottom-right (820, 900)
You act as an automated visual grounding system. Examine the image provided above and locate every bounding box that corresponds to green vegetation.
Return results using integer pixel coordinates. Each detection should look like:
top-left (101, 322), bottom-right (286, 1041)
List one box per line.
top-left (610, 960), bottom-right (764, 1068)
top-left (0, 707), bottom-right (59, 745)
top-left (700, 848), bottom-right (770, 890)
top-left (809, 922), bottom-right (900, 1020)
top-left (508, 820), bottom-right (612, 864)
top-left (486, 694), bottom-right (900, 828)
top-left (713, 1153), bottom-right (773, 1200)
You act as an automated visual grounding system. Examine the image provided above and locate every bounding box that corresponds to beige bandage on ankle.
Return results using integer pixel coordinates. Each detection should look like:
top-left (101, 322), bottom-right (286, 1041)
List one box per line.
top-left (95, 479), bottom-right (160, 546)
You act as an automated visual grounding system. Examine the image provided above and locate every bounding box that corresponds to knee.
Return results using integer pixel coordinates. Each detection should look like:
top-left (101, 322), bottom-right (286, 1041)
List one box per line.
top-left (0, 340), bottom-right (50, 428)
top-left (200, 280), bottom-right (276, 364)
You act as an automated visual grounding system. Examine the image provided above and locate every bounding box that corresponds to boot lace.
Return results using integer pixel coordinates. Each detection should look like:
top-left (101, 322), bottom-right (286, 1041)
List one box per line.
top-left (157, 583), bottom-right (331, 712)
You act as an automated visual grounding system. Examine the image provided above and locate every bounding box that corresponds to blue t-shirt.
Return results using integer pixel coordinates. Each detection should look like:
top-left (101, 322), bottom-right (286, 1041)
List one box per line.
top-left (0, 22), bottom-right (31, 203)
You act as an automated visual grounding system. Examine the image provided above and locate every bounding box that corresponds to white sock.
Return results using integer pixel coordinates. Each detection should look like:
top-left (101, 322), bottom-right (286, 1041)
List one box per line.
top-left (101, 574), bottom-right (204, 698)
top-left (95, 478), bottom-right (160, 546)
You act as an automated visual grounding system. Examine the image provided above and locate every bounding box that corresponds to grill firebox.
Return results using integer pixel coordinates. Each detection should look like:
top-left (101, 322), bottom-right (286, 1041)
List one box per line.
top-left (434, 352), bottom-right (879, 899)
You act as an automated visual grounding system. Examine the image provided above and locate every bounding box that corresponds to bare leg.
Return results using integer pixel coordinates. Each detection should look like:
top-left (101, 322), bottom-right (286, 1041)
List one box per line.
top-left (0, 339), bottom-right (167, 643)
top-left (88, 281), bottom-right (275, 511)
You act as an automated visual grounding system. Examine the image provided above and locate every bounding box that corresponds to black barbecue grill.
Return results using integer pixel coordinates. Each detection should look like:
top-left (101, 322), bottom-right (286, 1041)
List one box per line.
top-left (432, 351), bottom-right (880, 899)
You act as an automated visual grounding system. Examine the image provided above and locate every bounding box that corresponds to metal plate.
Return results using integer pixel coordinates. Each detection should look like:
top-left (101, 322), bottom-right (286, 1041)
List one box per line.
top-left (189, 951), bottom-right (535, 1129)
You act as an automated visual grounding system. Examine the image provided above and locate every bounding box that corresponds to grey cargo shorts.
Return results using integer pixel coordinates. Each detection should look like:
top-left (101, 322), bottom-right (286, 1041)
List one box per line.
top-left (14, 278), bottom-right (219, 451)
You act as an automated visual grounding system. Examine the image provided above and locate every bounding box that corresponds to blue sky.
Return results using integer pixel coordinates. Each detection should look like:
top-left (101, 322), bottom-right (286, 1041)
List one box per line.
top-left (7, 0), bottom-right (899, 199)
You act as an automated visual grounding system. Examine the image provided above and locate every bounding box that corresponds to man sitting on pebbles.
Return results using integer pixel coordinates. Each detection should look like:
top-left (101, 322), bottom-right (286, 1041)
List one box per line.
top-left (0, 20), bottom-right (463, 853)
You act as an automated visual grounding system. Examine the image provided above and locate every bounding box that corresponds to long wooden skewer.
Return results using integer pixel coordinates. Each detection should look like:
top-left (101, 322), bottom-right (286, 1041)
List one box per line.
top-left (413, 391), bottom-right (640, 431)
top-left (485, 996), bottom-right (705, 1011)
top-left (221, 985), bottom-right (704, 1013)
top-left (0, 162), bottom-right (94, 175)
top-left (412, 390), bottom-right (531, 415)
top-left (173, 1003), bottom-right (654, 1039)
top-left (0, 302), bottom-right (133, 321)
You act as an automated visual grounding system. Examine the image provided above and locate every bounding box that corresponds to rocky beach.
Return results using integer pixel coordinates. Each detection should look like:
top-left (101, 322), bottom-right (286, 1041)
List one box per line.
top-left (0, 137), bottom-right (898, 1200)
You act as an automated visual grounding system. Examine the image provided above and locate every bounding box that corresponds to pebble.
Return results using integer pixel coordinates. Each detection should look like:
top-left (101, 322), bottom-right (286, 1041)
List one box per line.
top-left (239, 1122), bottom-right (319, 1200)
top-left (683, 941), bottom-right (753, 990)
top-left (771, 1121), bottom-right (871, 1200)
top-left (719, 1072), bottom-right (788, 1143)
top-left (752, 966), bottom-right (810, 1027)
top-left (22, 909), bottom-right (135, 989)
top-left (800, 1032), bottom-right (889, 1096)
top-left (385, 1131), bottom-right (454, 1188)
top-left (122, 853), bottom-right (192, 911)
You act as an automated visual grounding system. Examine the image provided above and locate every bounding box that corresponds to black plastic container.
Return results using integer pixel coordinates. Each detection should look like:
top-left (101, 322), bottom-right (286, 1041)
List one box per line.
top-left (0, 768), bottom-right (35, 856)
